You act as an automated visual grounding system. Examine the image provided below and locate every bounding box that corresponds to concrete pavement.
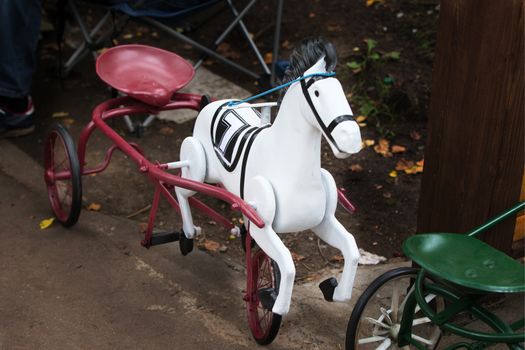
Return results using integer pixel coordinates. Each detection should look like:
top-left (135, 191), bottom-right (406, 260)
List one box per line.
top-left (0, 139), bottom-right (410, 349)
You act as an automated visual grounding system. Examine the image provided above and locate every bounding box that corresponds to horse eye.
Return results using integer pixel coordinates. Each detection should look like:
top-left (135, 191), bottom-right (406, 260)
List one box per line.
top-left (314, 90), bottom-right (320, 97)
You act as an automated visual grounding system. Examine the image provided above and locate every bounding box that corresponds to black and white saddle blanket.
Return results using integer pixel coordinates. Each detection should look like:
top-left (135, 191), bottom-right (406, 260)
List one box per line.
top-left (211, 106), bottom-right (268, 172)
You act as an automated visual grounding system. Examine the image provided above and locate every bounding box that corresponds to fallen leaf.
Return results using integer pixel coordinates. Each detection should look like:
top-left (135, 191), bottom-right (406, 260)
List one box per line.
top-left (374, 139), bottom-right (393, 157)
top-left (356, 115), bottom-right (368, 123)
top-left (308, 12), bottom-right (316, 18)
top-left (52, 111), bottom-right (69, 118)
top-left (366, 0), bottom-right (384, 7)
top-left (39, 217), bottom-right (55, 229)
top-left (292, 252), bottom-right (305, 262)
top-left (389, 170), bottom-right (398, 178)
top-left (138, 222), bottom-right (148, 233)
top-left (358, 248), bottom-right (387, 265)
top-left (198, 239), bottom-right (221, 252)
top-left (299, 274), bottom-right (319, 282)
top-left (263, 52), bottom-right (273, 64)
top-left (326, 23), bottom-right (342, 32)
top-left (330, 255), bottom-right (344, 263)
top-left (217, 42), bottom-right (241, 59)
top-left (87, 203), bottom-right (101, 211)
top-left (391, 145), bottom-right (407, 153)
top-left (410, 130), bottom-right (422, 141)
top-left (364, 139), bottom-right (375, 147)
top-left (396, 158), bottom-right (424, 174)
top-left (395, 159), bottom-right (414, 171)
top-left (122, 33), bottom-right (133, 39)
top-left (350, 164), bottom-right (364, 172)
top-left (159, 126), bottom-right (174, 136)
top-left (383, 191), bottom-right (392, 198)
top-left (281, 40), bottom-right (290, 49)
top-left (151, 32), bottom-right (159, 38)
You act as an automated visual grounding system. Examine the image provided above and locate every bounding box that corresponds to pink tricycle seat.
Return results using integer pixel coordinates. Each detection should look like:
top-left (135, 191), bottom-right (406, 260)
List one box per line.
top-left (96, 45), bottom-right (195, 107)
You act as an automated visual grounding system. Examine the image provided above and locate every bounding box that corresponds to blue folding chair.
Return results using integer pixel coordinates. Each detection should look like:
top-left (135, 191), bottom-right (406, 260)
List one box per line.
top-left (59, 0), bottom-right (283, 84)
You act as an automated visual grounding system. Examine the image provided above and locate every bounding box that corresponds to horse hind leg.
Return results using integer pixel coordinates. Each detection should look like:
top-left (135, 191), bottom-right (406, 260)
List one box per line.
top-left (175, 137), bottom-right (206, 240)
top-left (245, 176), bottom-right (296, 316)
top-left (312, 169), bottom-right (360, 302)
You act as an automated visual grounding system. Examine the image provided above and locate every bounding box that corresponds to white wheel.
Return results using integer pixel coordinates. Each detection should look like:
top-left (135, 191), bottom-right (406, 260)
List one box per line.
top-left (346, 267), bottom-right (443, 350)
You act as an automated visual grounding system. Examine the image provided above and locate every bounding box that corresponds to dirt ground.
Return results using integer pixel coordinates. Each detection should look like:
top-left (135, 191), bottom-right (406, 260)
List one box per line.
top-left (14, 0), bottom-right (439, 280)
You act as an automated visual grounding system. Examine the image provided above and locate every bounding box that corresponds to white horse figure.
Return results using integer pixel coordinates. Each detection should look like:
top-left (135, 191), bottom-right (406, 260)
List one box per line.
top-left (176, 39), bottom-right (362, 316)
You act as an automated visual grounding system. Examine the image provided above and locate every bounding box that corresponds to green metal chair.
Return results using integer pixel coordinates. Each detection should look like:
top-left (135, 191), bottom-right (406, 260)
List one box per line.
top-left (346, 202), bottom-right (525, 350)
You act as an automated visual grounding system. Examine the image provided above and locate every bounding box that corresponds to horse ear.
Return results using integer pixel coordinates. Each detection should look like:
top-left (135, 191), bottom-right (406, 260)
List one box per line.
top-left (324, 42), bottom-right (338, 72)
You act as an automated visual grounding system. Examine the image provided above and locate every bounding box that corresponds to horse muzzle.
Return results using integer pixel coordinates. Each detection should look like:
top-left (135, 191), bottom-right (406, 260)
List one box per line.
top-left (328, 120), bottom-right (362, 158)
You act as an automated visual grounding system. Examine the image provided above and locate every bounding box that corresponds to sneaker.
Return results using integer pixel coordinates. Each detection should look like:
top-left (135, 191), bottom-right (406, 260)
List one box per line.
top-left (0, 97), bottom-right (35, 138)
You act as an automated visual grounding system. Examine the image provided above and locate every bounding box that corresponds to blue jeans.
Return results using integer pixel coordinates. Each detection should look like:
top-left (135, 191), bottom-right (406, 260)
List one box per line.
top-left (0, 0), bottom-right (42, 98)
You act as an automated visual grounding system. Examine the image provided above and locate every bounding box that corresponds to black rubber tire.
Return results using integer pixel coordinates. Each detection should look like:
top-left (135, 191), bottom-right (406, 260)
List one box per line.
top-left (346, 267), bottom-right (443, 350)
top-left (44, 123), bottom-right (82, 227)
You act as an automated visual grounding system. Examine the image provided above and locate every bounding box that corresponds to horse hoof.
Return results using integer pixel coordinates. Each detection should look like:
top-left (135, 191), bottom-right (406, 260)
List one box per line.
top-left (319, 277), bottom-right (338, 302)
top-left (257, 287), bottom-right (278, 310)
top-left (179, 231), bottom-right (194, 256)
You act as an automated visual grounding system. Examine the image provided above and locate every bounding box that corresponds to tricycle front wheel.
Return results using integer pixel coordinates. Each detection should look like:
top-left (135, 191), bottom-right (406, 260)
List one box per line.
top-left (346, 267), bottom-right (443, 350)
top-left (44, 123), bottom-right (82, 227)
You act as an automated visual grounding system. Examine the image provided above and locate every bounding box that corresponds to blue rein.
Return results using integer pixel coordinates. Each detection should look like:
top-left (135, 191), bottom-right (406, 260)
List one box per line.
top-left (226, 72), bottom-right (336, 107)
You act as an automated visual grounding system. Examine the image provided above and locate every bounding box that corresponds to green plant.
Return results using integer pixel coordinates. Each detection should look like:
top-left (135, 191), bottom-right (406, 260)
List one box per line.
top-left (346, 39), bottom-right (400, 74)
top-left (346, 39), bottom-right (402, 137)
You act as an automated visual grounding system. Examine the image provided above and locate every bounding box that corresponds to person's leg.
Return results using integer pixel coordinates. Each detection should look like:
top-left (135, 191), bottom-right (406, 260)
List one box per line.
top-left (0, 0), bottom-right (41, 137)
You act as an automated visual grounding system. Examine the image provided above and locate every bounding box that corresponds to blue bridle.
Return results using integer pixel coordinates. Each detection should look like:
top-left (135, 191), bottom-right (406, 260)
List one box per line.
top-left (226, 72), bottom-right (336, 107)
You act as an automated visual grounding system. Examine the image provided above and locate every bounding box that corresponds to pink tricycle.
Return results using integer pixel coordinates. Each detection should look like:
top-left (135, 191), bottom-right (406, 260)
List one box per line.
top-left (43, 40), bottom-right (362, 345)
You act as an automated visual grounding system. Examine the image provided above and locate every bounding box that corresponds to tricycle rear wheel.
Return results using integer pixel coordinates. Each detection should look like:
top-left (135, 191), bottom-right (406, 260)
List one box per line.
top-left (44, 123), bottom-right (82, 227)
top-left (246, 248), bottom-right (282, 345)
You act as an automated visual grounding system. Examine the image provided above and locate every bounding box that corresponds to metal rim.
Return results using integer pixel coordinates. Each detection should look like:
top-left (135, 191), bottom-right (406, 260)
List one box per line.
top-left (44, 124), bottom-right (81, 227)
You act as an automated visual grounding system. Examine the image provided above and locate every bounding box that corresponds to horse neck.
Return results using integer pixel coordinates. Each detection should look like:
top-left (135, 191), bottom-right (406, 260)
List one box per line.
top-left (263, 88), bottom-right (322, 170)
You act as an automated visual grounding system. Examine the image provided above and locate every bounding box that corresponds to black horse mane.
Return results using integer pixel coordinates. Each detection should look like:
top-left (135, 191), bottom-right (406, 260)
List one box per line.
top-left (278, 37), bottom-right (337, 100)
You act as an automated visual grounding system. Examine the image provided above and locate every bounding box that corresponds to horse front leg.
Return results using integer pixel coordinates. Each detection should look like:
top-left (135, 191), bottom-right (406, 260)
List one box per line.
top-left (245, 176), bottom-right (296, 316)
top-left (174, 137), bottom-right (207, 239)
top-left (312, 169), bottom-right (360, 303)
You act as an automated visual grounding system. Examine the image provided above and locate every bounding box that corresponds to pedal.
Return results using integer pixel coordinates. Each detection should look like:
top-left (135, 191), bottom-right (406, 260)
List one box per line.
top-left (257, 287), bottom-right (277, 310)
top-left (150, 231), bottom-right (180, 246)
top-left (179, 231), bottom-right (194, 256)
top-left (141, 231), bottom-right (180, 248)
top-left (319, 277), bottom-right (338, 302)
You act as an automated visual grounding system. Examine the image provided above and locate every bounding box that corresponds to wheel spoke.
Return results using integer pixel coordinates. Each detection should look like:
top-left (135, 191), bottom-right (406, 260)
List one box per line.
top-left (412, 316), bottom-right (432, 326)
top-left (53, 148), bottom-right (68, 171)
top-left (364, 317), bottom-right (390, 329)
top-left (380, 307), bottom-right (393, 325)
top-left (390, 280), bottom-right (400, 322)
top-left (376, 338), bottom-right (392, 350)
top-left (357, 335), bottom-right (388, 345)
top-left (411, 333), bottom-right (436, 346)
top-left (414, 294), bottom-right (436, 315)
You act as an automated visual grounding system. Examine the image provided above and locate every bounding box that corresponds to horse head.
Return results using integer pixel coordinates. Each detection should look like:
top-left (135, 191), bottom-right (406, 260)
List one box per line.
top-left (282, 39), bottom-right (362, 159)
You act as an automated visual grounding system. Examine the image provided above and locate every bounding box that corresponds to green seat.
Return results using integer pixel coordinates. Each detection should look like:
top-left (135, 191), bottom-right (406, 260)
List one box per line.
top-left (403, 233), bottom-right (525, 293)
